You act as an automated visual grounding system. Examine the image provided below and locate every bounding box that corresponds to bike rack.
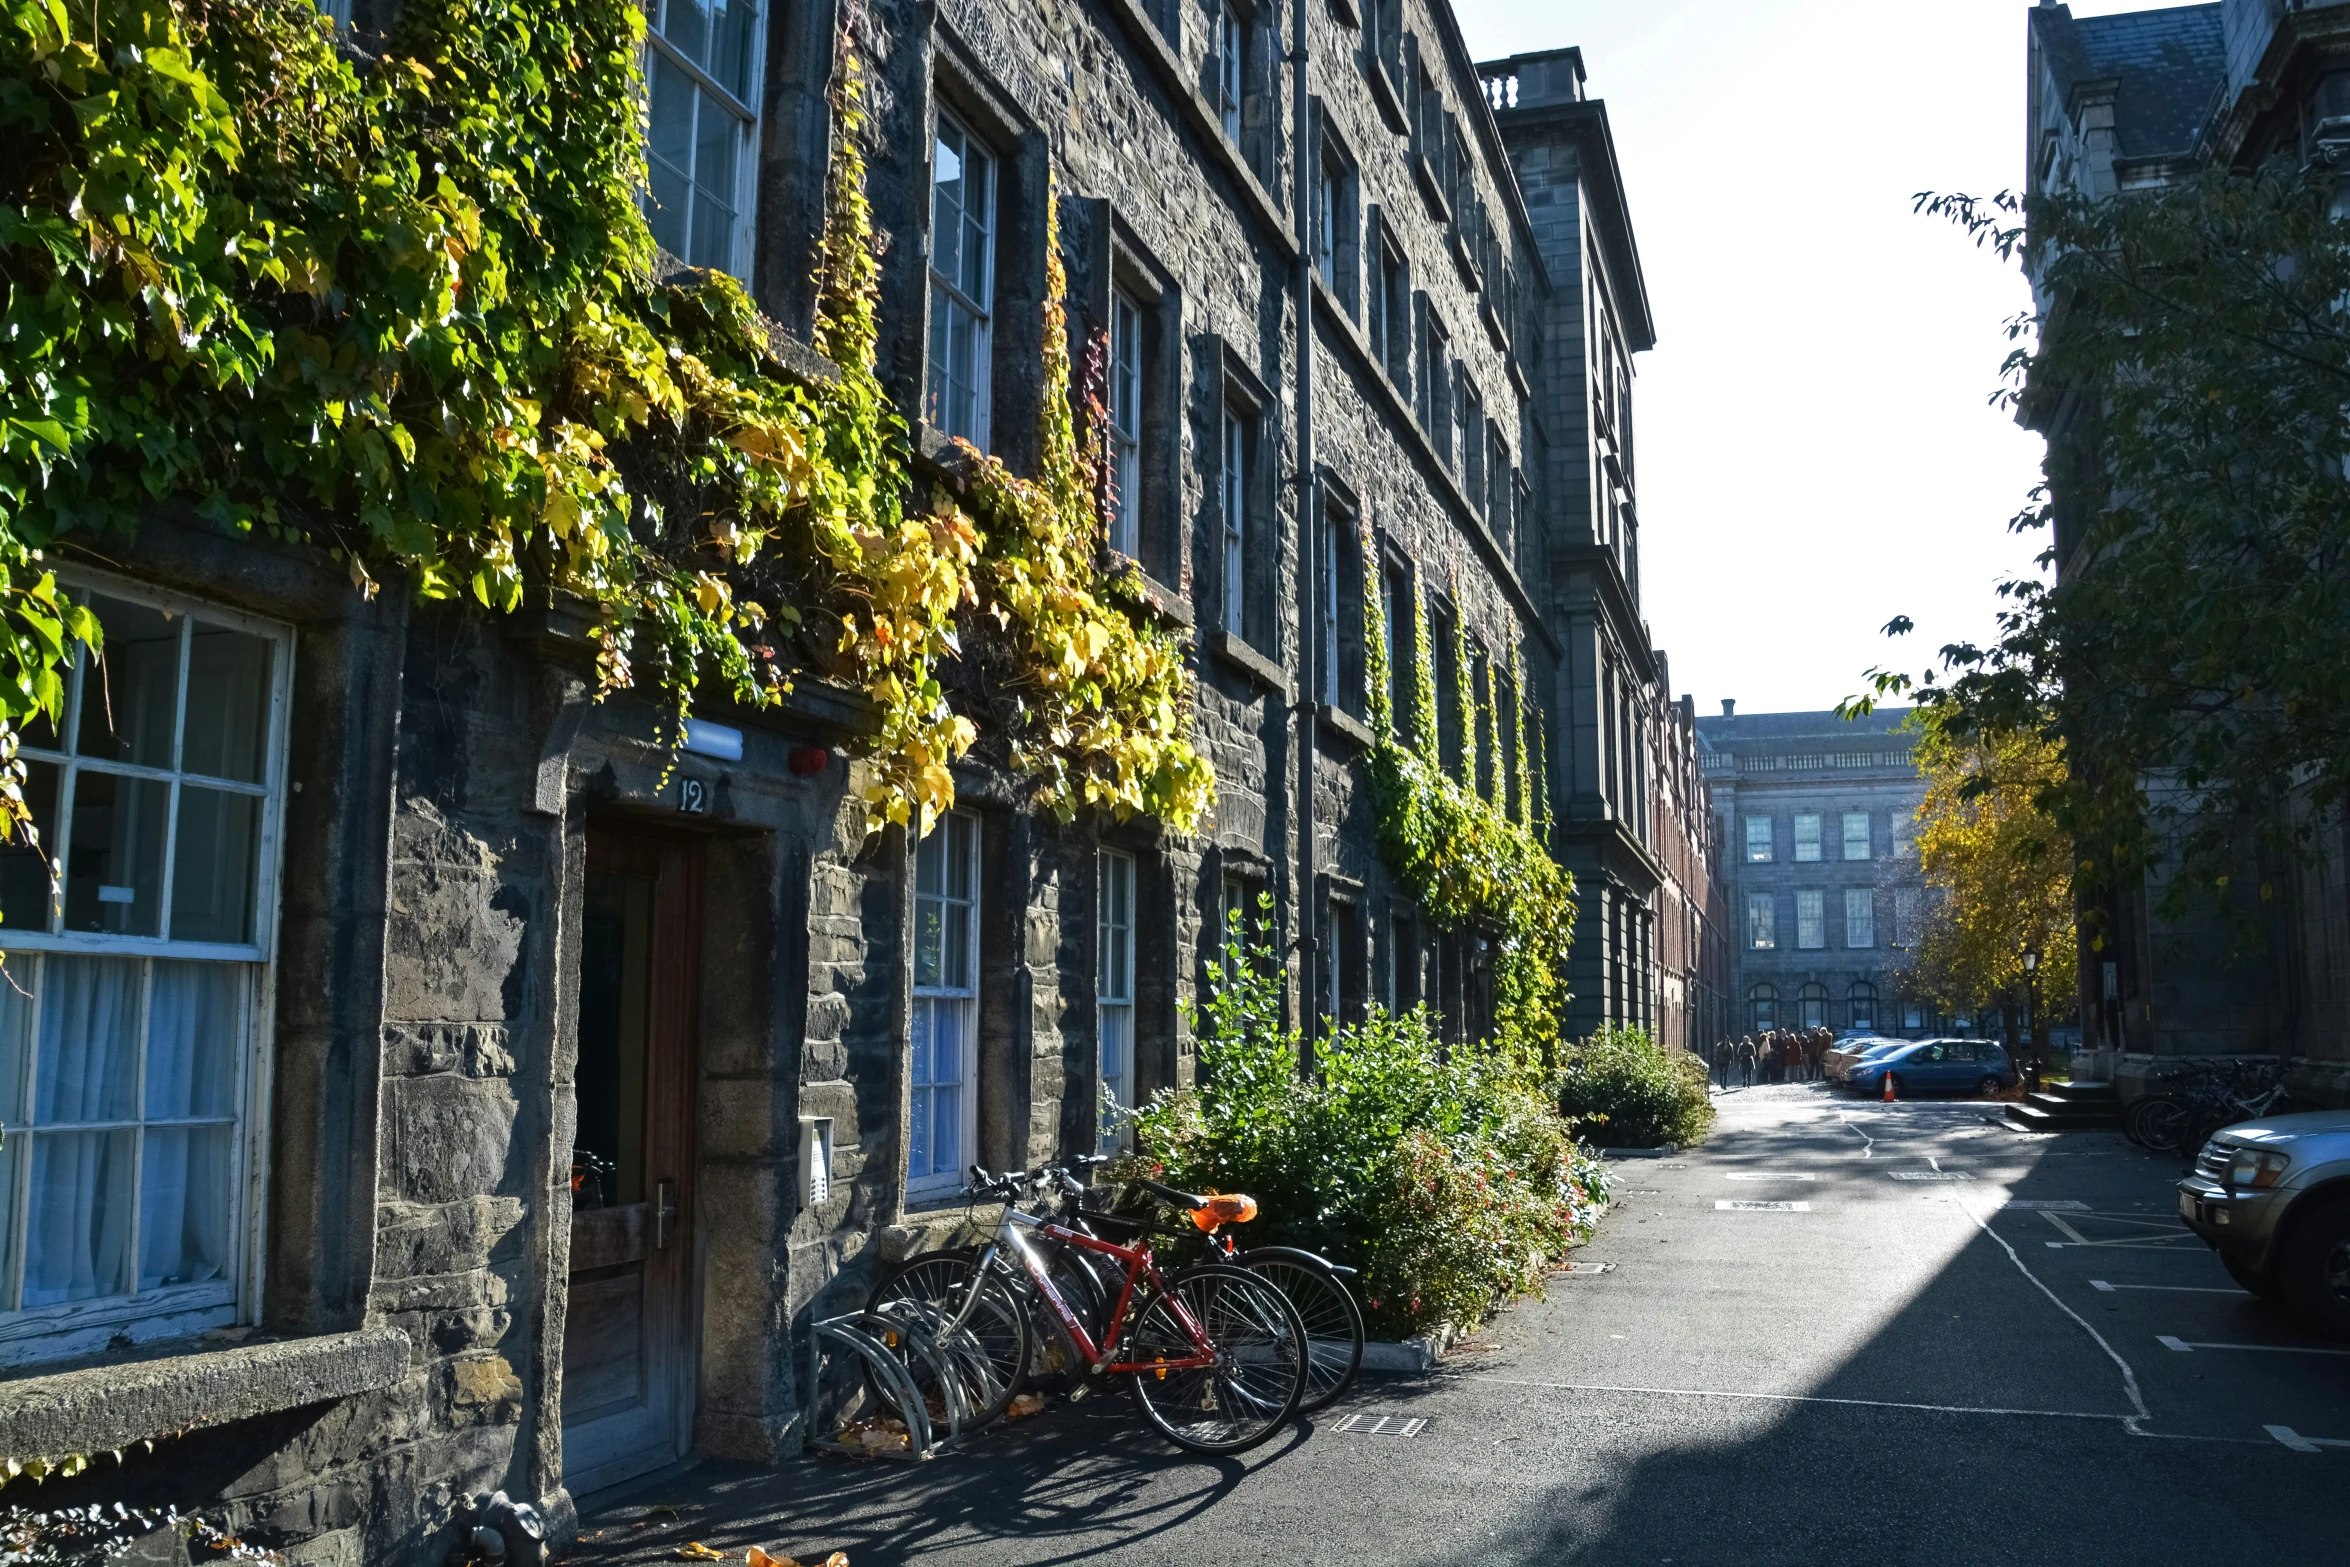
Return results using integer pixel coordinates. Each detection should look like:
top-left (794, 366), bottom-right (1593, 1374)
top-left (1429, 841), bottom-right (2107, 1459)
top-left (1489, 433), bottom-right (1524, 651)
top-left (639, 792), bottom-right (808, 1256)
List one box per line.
top-left (804, 1305), bottom-right (994, 1460)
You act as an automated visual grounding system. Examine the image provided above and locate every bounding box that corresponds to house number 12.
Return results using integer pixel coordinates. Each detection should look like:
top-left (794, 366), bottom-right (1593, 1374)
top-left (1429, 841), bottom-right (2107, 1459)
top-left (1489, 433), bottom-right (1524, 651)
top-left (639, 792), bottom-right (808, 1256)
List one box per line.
top-left (678, 777), bottom-right (708, 814)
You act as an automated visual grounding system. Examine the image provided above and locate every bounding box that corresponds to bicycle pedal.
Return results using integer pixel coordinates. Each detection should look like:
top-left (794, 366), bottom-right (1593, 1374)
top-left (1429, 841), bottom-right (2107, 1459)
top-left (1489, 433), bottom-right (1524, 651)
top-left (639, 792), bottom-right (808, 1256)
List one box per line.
top-left (1067, 1384), bottom-right (1089, 1404)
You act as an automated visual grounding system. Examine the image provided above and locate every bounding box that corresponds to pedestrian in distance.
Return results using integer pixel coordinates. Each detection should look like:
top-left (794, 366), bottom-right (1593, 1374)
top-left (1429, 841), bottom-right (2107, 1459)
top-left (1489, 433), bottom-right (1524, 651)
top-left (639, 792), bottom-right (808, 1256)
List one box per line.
top-left (1738, 1034), bottom-right (1756, 1087)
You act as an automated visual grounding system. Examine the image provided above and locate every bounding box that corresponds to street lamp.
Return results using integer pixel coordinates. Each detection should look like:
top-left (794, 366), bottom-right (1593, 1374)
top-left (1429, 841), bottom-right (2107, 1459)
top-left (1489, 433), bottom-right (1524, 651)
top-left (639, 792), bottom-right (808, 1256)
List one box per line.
top-left (2021, 947), bottom-right (2042, 1092)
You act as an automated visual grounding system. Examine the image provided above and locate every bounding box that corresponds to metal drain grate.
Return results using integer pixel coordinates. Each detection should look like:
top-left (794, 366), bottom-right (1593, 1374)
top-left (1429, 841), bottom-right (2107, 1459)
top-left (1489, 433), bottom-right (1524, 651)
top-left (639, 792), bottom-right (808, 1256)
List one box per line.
top-left (1331, 1413), bottom-right (1428, 1437)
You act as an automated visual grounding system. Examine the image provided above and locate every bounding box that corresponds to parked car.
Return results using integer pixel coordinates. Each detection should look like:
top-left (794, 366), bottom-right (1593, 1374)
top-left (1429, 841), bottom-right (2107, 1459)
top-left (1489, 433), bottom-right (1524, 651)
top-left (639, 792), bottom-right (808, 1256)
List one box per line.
top-left (2178, 1110), bottom-right (2350, 1339)
top-left (1823, 1035), bottom-right (1894, 1080)
top-left (1842, 1039), bottom-right (2015, 1097)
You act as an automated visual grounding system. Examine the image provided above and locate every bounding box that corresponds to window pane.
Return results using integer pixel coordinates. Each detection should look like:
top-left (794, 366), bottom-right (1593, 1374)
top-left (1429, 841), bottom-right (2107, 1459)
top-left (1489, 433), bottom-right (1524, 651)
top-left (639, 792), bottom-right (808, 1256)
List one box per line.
top-left (1797, 890), bottom-right (1825, 949)
top-left (63, 771), bottom-right (168, 937)
top-left (706, 0), bottom-right (757, 98)
top-left (1794, 814), bottom-right (1822, 862)
top-left (914, 899), bottom-right (942, 989)
top-left (959, 147), bottom-right (992, 302)
top-left (33, 955), bottom-right (141, 1124)
top-left (22, 1128), bottom-right (134, 1304)
top-left (1747, 894), bottom-right (1774, 950)
top-left (646, 53), bottom-right (696, 258)
top-left (929, 1083), bottom-right (960, 1176)
top-left (1842, 812), bottom-right (1871, 862)
top-left (0, 759), bottom-right (59, 936)
top-left (77, 598), bottom-right (179, 767)
top-left (138, 1123), bottom-right (234, 1290)
top-left (931, 130), bottom-right (965, 290)
top-left (180, 624), bottom-right (273, 784)
top-left (1845, 889), bottom-right (1874, 950)
top-left (941, 902), bottom-right (970, 991)
top-left (1745, 817), bottom-right (1771, 862)
top-left (659, 0), bottom-right (710, 67)
top-left (145, 961), bottom-right (243, 1120)
top-left (947, 816), bottom-right (974, 900)
top-left (688, 83), bottom-right (738, 270)
top-left (170, 786), bottom-right (261, 945)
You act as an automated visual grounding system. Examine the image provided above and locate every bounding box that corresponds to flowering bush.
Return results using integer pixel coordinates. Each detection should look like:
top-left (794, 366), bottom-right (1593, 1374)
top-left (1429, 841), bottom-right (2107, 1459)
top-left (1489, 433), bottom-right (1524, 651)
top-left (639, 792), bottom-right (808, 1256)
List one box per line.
top-left (1550, 1024), bottom-right (1715, 1149)
top-left (1127, 918), bottom-right (1610, 1338)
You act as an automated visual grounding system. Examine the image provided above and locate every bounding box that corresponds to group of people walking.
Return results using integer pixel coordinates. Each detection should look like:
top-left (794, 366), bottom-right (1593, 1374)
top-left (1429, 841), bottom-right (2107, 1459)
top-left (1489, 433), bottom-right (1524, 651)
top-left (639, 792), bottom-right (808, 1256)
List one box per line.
top-left (1711, 1027), bottom-right (1834, 1088)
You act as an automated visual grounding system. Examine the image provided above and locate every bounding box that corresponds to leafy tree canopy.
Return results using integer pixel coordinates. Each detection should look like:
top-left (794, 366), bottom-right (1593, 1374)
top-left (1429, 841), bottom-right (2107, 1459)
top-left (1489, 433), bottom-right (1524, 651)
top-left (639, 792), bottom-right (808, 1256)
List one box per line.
top-left (1849, 164), bottom-right (2350, 917)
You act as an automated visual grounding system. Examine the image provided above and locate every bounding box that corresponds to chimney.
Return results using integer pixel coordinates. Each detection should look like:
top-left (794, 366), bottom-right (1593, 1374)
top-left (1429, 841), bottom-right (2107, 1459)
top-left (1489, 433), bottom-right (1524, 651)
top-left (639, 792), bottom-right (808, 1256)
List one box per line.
top-left (1721, 699), bottom-right (1737, 718)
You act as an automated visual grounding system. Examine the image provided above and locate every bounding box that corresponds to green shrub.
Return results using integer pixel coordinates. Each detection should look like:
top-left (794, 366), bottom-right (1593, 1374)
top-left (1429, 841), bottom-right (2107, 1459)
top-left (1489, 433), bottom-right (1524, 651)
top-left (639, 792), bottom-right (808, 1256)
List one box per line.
top-left (1125, 916), bottom-right (1610, 1338)
top-left (1550, 1025), bottom-right (1716, 1149)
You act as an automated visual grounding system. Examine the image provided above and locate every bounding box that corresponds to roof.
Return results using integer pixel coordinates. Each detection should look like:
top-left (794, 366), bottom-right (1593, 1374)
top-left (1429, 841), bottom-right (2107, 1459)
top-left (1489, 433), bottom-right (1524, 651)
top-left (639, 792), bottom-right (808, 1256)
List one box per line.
top-left (2032, 3), bottom-right (2226, 162)
top-left (1694, 707), bottom-right (1914, 749)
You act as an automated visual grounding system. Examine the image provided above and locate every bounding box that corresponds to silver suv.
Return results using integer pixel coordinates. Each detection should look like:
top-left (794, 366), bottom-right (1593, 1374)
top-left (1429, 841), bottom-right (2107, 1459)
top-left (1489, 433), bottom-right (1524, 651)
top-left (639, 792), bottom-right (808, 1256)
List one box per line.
top-left (2177, 1109), bottom-right (2350, 1339)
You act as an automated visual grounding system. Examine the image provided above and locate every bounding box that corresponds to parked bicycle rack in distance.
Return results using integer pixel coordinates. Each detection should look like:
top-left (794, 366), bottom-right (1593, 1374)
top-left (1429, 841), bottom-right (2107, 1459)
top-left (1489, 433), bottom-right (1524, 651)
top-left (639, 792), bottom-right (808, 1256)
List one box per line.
top-left (803, 1309), bottom-right (974, 1460)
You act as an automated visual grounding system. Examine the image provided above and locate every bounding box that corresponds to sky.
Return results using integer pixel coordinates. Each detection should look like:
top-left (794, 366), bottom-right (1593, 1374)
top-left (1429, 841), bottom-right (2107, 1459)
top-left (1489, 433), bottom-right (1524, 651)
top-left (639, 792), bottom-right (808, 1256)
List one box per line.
top-left (1450, 0), bottom-right (2170, 719)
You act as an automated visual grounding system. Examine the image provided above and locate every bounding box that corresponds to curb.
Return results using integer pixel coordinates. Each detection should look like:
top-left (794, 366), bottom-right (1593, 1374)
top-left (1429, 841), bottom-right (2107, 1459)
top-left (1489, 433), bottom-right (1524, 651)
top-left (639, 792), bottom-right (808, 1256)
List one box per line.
top-left (1359, 1324), bottom-right (1456, 1373)
top-left (1597, 1145), bottom-right (1678, 1159)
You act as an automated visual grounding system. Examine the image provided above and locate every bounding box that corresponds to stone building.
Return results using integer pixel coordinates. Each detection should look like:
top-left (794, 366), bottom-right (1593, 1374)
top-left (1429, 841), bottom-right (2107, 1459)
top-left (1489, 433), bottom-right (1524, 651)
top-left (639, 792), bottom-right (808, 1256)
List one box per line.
top-left (2025, 0), bottom-right (2350, 1104)
top-left (1645, 664), bottom-right (1729, 1055)
top-left (0, 2), bottom-right (1708, 1562)
top-left (1695, 705), bottom-right (1930, 1040)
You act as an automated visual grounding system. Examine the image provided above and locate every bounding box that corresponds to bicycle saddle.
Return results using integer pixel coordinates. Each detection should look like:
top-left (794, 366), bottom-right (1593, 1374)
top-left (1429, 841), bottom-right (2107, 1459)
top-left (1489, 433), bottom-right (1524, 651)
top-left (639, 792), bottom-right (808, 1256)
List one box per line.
top-left (1189, 1192), bottom-right (1259, 1232)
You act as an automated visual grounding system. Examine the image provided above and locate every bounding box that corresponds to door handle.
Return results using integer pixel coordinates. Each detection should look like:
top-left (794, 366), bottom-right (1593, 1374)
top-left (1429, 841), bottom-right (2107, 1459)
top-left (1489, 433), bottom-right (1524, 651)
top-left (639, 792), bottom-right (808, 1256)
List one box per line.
top-left (654, 1177), bottom-right (678, 1251)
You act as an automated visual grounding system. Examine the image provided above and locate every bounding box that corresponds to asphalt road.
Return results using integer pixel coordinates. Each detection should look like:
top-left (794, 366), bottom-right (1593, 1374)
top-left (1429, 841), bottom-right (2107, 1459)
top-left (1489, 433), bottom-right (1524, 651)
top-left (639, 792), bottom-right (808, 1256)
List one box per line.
top-left (564, 1084), bottom-right (2350, 1566)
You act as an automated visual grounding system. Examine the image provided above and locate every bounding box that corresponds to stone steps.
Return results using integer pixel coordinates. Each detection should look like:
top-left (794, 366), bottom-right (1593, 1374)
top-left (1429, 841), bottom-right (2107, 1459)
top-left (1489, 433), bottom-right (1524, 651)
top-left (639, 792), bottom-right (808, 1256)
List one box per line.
top-left (2004, 1080), bottom-right (2122, 1133)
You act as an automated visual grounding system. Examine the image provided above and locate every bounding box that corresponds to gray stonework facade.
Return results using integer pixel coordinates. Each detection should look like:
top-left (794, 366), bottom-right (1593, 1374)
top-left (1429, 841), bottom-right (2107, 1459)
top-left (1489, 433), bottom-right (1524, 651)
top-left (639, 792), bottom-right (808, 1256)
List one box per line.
top-left (2025, 0), bottom-right (2350, 1104)
top-left (1695, 706), bottom-right (1929, 1041)
top-left (0, 3), bottom-right (1714, 1561)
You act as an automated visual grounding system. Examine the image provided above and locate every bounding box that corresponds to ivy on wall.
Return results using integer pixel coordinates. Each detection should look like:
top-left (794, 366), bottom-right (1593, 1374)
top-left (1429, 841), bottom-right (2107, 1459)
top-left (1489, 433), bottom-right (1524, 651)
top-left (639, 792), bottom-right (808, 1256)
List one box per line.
top-left (0, 0), bottom-right (1208, 849)
top-left (1360, 522), bottom-right (1574, 1071)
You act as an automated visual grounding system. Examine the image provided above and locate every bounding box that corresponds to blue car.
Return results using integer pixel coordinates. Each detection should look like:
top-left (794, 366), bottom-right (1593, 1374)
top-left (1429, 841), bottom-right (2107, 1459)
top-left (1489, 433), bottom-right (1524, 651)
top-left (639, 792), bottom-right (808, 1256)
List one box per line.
top-left (1843, 1038), bottom-right (2017, 1098)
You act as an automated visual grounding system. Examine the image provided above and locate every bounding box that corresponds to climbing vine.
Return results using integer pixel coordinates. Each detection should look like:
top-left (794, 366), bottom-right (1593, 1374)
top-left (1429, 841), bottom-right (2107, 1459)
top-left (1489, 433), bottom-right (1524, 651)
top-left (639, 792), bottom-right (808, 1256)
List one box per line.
top-left (1360, 523), bottom-right (1574, 1073)
top-left (948, 182), bottom-right (1213, 827)
top-left (0, 0), bottom-right (1208, 845)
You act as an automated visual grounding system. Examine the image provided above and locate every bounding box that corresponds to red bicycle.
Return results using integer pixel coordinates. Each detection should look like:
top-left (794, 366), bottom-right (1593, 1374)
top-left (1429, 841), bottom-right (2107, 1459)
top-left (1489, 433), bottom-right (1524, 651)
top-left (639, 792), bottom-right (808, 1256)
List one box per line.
top-left (882, 1166), bottom-right (1310, 1453)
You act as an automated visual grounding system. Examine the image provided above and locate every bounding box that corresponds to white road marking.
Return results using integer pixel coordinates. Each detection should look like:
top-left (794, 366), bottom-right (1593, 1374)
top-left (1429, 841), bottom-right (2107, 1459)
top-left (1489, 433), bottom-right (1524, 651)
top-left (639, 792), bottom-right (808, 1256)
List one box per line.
top-left (2089, 1279), bottom-right (2239, 1296)
top-left (1892, 1171), bottom-right (1972, 1182)
top-left (1717, 1200), bottom-right (1811, 1211)
top-left (2003, 1200), bottom-right (2091, 1211)
top-left (1951, 1196), bottom-right (2152, 1429)
top-left (1470, 1376), bottom-right (2127, 1423)
top-left (1724, 1173), bottom-right (1817, 1181)
top-left (2043, 1212), bottom-right (2092, 1244)
top-left (2266, 1425), bottom-right (2350, 1452)
top-left (2157, 1336), bottom-right (2350, 1358)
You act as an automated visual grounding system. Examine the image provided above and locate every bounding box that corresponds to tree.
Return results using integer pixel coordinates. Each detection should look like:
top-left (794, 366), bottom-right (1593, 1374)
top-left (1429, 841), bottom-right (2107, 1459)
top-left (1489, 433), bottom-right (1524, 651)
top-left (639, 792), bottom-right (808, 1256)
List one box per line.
top-left (1849, 164), bottom-right (2350, 924)
top-left (1903, 712), bottom-right (2077, 1055)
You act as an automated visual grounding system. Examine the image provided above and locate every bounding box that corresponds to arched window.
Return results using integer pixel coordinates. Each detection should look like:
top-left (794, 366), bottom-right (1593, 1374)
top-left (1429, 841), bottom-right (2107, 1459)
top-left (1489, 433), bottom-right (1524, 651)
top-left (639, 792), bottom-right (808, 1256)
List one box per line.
top-left (1748, 983), bottom-right (1777, 1032)
top-left (1798, 981), bottom-right (1828, 1029)
top-left (1847, 981), bottom-right (1879, 1031)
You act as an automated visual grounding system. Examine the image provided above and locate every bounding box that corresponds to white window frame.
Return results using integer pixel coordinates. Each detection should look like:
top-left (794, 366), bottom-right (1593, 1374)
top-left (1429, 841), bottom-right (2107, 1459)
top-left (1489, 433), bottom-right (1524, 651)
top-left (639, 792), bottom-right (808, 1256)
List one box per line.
top-left (0, 571), bottom-right (292, 1366)
top-left (640, 0), bottom-right (766, 278)
top-left (1109, 290), bottom-right (1145, 558)
top-left (908, 813), bottom-right (980, 1200)
top-left (1845, 888), bottom-right (1875, 949)
top-left (1842, 811), bottom-right (1871, 862)
top-left (1096, 849), bottom-right (1135, 1152)
top-left (1747, 892), bottom-right (1775, 951)
top-left (1216, 1), bottom-right (1246, 143)
top-left (1744, 816), bottom-right (1772, 863)
top-left (926, 107), bottom-right (997, 450)
top-left (1222, 409), bottom-right (1248, 637)
top-left (1793, 812), bottom-right (1822, 863)
top-left (1796, 889), bottom-right (1826, 950)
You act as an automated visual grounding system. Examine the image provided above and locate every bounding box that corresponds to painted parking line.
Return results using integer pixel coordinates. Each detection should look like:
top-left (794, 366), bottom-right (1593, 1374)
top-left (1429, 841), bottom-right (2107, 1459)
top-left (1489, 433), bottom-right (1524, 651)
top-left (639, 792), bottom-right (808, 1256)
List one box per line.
top-left (1892, 1171), bottom-right (1973, 1182)
top-left (2157, 1335), bottom-right (2350, 1357)
top-left (2039, 1211), bottom-right (2206, 1251)
top-left (2003, 1200), bottom-right (2091, 1211)
top-left (2089, 1280), bottom-right (2239, 1295)
top-left (2266, 1425), bottom-right (2350, 1453)
top-left (1724, 1173), bottom-right (1817, 1181)
top-left (1716, 1200), bottom-right (1811, 1212)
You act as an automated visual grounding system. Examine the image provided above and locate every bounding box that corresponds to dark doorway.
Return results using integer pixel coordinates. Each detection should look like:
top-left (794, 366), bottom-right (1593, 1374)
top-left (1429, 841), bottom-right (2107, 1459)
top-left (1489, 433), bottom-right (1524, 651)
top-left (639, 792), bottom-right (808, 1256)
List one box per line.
top-left (561, 829), bottom-right (703, 1496)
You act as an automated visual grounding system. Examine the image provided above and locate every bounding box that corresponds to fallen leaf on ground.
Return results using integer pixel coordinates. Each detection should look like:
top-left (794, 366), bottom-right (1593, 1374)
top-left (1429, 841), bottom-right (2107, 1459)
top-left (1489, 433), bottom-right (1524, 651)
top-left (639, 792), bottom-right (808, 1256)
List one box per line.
top-left (746, 1549), bottom-right (794, 1567)
top-left (674, 1545), bottom-right (728, 1562)
top-left (1005, 1393), bottom-right (1046, 1420)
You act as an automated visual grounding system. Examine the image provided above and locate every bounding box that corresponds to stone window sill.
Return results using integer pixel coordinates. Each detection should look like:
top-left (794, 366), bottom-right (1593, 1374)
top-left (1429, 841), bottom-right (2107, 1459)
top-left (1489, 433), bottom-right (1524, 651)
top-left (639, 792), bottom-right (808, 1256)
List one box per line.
top-left (1208, 631), bottom-right (1288, 694)
top-left (0, 1326), bottom-right (409, 1463)
top-left (1319, 704), bottom-right (1375, 752)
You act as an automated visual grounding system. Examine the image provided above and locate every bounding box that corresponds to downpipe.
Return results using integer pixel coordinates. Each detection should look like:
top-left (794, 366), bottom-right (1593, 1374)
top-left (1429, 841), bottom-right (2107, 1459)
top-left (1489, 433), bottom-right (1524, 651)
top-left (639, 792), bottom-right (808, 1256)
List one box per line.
top-left (1291, 0), bottom-right (1317, 1053)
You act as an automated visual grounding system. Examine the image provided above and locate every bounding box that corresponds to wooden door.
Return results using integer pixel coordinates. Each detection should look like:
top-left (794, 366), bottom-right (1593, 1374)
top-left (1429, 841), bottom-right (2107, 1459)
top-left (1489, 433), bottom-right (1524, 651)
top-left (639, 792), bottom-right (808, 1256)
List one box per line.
top-left (561, 829), bottom-right (702, 1496)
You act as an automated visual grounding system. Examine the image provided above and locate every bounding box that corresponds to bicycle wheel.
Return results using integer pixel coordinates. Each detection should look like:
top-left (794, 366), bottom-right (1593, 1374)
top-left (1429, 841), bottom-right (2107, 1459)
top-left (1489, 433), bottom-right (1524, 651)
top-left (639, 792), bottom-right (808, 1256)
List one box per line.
top-left (1236, 1249), bottom-right (1363, 1414)
top-left (2135, 1097), bottom-right (2191, 1156)
top-left (1124, 1263), bottom-right (1307, 1454)
top-left (865, 1248), bottom-right (1030, 1430)
top-left (2123, 1095), bottom-right (2177, 1150)
top-left (1024, 1240), bottom-right (1111, 1388)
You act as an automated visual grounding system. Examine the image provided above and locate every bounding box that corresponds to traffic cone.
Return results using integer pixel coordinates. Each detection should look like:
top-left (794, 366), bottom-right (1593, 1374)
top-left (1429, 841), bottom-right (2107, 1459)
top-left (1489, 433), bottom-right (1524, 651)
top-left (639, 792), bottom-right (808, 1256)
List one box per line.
top-left (1882, 1071), bottom-right (1896, 1103)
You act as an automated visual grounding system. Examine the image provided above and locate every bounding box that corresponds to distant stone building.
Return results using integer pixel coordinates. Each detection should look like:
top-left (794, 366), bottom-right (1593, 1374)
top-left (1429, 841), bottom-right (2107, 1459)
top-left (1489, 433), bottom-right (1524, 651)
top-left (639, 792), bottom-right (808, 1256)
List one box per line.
top-left (1646, 662), bottom-right (1729, 1053)
top-left (0, 2), bottom-right (1716, 1563)
top-left (2025, 0), bottom-right (2350, 1104)
top-left (1695, 705), bottom-right (1929, 1040)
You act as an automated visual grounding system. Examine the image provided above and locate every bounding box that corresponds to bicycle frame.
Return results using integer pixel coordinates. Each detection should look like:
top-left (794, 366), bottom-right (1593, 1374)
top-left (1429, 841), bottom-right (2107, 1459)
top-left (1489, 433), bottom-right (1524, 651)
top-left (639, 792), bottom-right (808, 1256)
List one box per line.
top-left (958, 1206), bottom-right (1219, 1377)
